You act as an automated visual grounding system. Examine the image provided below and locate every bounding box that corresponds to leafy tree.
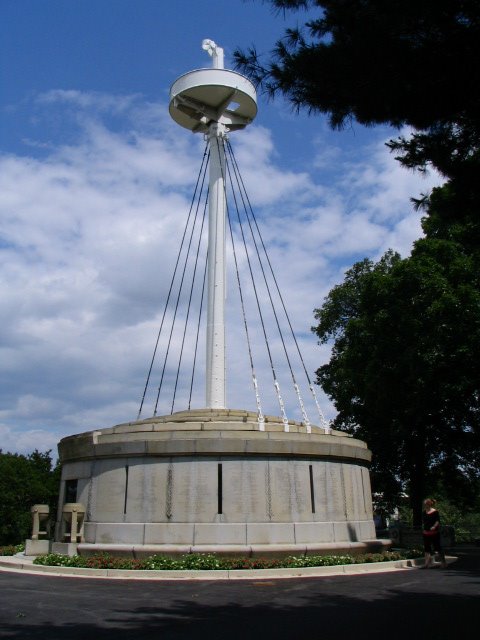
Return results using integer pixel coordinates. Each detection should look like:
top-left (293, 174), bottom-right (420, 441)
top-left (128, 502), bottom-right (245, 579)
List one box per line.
top-left (313, 222), bottom-right (480, 525)
top-left (0, 450), bottom-right (61, 545)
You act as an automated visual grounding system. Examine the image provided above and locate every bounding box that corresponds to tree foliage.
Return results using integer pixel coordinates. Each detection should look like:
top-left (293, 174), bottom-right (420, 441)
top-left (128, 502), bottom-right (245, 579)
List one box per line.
top-left (313, 215), bottom-right (480, 523)
top-left (235, 1), bottom-right (480, 128)
top-left (235, 0), bottom-right (480, 176)
top-left (0, 450), bottom-right (60, 545)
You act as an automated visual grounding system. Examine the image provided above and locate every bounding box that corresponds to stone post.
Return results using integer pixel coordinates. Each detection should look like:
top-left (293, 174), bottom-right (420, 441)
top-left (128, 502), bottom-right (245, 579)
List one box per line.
top-left (62, 502), bottom-right (85, 543)
top-left (31, 504), bottom-right (50, 540)
top-left (25, 504), bottom-right (51, 556)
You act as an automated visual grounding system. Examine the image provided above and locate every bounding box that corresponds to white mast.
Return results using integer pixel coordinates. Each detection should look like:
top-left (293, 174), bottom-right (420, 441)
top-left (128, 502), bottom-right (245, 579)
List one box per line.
top-left (169, 39), bottom-right (257, 409)
top-left (204, 41), bottom-right (227, 408)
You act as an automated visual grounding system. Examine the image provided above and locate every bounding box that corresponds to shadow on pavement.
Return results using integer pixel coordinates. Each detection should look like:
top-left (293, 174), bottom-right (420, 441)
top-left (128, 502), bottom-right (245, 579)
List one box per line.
top-left (1, 548), bottom-right (479, 640)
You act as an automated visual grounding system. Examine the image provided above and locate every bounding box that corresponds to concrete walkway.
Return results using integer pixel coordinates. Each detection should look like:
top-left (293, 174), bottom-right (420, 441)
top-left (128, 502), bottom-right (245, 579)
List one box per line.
top-left (0, 552), bottom-right (454, 580)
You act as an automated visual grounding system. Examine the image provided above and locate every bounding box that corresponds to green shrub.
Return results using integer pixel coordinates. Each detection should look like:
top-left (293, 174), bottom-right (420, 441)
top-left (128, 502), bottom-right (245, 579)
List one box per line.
top-left (0, 543), bottom-right (25, 556)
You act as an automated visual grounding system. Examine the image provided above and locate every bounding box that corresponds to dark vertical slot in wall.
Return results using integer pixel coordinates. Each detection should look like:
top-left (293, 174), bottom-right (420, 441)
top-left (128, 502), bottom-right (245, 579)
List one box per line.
top-left (124, 465), bottom-right (129, 515)
top-left (309, 464), bottom-right (316, 513)
top-left (64, 479), bottom-right (78, 504)
top-left (166, 465), bottom-right (173, 519)
top-left (217, 463), bottom-right (223, 514)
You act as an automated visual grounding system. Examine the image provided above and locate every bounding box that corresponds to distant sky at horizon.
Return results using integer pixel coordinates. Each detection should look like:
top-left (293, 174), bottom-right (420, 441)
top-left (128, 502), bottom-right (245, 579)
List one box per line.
top-left (0, 0), bottom-right (442, 455)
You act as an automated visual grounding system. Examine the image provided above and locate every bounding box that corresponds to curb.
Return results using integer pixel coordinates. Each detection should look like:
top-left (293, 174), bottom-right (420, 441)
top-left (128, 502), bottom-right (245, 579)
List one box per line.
top-left (0, 556), bottom-right (457, 581)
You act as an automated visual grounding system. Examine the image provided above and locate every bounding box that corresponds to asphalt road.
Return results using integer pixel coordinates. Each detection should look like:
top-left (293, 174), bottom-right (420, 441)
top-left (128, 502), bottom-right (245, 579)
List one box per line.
top-left (1, 548), bottom-right (479, 640)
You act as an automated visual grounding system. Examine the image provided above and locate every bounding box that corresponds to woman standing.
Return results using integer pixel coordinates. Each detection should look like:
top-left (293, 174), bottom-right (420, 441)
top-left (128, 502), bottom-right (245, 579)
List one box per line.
top-left (422, 498), bottom-right (447, 568)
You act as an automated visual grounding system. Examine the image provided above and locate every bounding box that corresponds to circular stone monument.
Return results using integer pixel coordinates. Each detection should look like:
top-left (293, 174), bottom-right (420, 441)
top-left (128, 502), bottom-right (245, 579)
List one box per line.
top-left (52, 41), bottom-right (386, 559)
top-left (55, 409), bottom-right (386, 557)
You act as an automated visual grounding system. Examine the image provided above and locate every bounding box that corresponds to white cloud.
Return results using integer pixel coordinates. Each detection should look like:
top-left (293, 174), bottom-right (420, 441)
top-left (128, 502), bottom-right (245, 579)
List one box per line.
top-left (0, 423), bottom-right (60, 455)
top-left (230, 126), bottom-right (320, 206)
top-left (36, 89), bottom-right (141, 114)
top-left (0, 92), bottom-right (444, 453)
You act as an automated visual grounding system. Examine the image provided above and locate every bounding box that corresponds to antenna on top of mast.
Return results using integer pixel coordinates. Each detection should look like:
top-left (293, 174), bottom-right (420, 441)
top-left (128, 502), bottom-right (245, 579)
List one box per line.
top-left (202, 39), bottom-right (224, 69)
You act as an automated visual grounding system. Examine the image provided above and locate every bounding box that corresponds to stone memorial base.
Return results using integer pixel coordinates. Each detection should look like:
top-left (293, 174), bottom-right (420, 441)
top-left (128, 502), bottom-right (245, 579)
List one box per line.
top-left (55, 409), bottom-right (387, 557)
top-left (51, 542), bottom-right (79, 556)
top-left (25, 539), bottom-right (51, 556)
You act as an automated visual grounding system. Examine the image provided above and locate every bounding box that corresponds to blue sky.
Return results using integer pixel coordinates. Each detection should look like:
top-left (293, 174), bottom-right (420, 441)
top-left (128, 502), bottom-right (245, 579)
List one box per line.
top-left (0, 0), bottom-right (442, 455)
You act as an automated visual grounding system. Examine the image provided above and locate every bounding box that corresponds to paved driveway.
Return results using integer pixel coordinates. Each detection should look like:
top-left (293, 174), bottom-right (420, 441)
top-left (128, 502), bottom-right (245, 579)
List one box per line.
top-left (1, 548), bottom-right (479, 640)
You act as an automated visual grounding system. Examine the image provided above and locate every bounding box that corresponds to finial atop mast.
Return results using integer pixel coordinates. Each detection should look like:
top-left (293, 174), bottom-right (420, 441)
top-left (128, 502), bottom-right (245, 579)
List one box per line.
top-left (202, 39), bottom-right (224, 69)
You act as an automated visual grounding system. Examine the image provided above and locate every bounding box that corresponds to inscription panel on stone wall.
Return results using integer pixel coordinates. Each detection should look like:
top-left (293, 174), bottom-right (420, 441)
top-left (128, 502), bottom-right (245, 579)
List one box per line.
top-left (325, 464), bottom-right (345, 522)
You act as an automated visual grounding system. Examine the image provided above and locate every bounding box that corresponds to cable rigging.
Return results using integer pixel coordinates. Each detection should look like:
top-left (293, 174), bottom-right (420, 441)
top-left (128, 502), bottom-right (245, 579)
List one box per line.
top-left (226, 140), bottom-right (330, 432)
top-left (137, 135), bottom-right (329, 433)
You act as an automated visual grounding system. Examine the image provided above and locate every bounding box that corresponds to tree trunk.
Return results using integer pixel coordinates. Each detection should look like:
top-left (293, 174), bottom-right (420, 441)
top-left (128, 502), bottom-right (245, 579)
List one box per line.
top-left (408, 435), bottom-right (426, 528)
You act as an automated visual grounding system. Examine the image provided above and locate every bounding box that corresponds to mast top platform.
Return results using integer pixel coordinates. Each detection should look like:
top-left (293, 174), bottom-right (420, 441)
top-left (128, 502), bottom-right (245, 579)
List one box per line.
top-left (169, 39), bottom-right (257, 133)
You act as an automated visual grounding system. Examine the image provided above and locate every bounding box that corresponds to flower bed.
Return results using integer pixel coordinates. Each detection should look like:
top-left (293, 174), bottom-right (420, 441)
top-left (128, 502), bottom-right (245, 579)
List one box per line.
top-left (33, 549), bottom-right (422, 571)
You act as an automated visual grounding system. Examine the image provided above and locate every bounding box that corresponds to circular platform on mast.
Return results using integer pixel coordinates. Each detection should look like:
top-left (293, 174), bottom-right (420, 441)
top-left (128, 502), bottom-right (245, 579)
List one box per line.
top-left (169, 68), bottom-right (257, 132)
top-left (55, 409), bottom-right (387, 558)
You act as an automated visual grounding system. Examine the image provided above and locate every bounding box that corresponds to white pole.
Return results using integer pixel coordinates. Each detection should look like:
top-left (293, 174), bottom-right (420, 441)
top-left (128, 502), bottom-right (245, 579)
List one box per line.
top-left (206, 121), bottom-right (227, 408)
top-left (203, 41), bottom-right (227, 408)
